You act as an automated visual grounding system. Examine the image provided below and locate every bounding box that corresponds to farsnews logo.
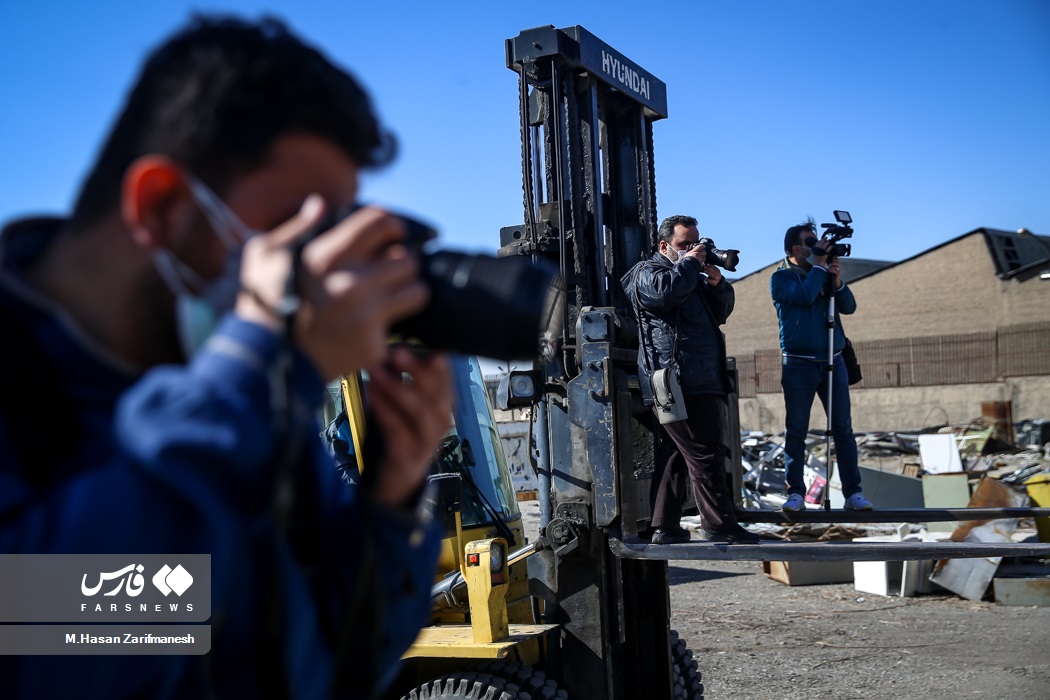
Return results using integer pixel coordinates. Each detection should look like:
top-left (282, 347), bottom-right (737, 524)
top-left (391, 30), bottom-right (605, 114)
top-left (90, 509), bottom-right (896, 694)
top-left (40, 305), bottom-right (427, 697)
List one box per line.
top-left (81, 564), bottom-right (193, 598)
top-left (81, 564), bottom-right (147, 597)
top-left (152, 564), bottom-right (193, 596)
top-left (80, 563), bottom-right (196, 613)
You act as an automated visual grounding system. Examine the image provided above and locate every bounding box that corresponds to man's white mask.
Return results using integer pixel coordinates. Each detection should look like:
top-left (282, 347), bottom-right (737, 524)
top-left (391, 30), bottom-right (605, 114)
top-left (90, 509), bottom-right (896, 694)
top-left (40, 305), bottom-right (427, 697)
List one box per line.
top-left (152, 176), bottom-right (261, 359)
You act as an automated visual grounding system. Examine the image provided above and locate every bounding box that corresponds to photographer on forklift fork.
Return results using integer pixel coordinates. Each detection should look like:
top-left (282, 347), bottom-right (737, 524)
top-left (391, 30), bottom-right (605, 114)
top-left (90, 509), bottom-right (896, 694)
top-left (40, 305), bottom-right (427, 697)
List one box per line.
top-left (0, 15), bottom-right (452, 699)
top-left (622, 215), bottom-right (759, 545)
top-left (771, 218), bottom-right (873, 512)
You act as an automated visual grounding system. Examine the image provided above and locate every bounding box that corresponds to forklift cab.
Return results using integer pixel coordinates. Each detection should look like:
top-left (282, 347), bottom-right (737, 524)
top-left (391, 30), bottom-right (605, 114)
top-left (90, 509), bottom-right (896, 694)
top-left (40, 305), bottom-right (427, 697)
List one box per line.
top-left (325, 353), bottom-right (529, 592)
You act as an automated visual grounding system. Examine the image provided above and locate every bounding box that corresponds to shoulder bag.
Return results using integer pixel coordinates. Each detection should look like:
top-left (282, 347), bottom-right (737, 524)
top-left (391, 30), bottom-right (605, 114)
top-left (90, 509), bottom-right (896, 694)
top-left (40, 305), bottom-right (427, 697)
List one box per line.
top-left (631, 273), bottom-right (687, 423)
top-left (842, 337), bottom-right (862, 386)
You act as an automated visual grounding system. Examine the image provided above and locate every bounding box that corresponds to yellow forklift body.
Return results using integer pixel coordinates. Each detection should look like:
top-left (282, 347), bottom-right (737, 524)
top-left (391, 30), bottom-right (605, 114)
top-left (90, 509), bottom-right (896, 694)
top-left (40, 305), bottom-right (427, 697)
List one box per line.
top-left (334, 361), bottom-right (553, 666)
top-left (404, 539), bottom-right (556, 664)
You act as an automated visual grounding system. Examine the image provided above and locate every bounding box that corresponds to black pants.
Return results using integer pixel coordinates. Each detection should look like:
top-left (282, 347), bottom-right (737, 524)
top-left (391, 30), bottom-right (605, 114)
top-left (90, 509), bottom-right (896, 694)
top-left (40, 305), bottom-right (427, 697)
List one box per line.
top-left (651, 393), bottom-right (737, 531)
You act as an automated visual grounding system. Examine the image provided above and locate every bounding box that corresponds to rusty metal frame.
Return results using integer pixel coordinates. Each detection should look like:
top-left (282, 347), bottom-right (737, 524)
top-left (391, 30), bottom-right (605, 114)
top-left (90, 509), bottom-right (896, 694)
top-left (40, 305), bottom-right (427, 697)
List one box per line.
top-left (610, 537), bottom-right (1050, 562)
top-left (736, 507), bottom-right (1050, 524)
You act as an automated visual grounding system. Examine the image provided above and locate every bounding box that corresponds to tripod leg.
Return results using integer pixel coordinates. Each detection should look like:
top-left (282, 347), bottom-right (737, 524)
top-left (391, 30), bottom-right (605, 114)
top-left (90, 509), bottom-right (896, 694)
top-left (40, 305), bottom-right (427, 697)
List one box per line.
top-left (824, 291), bottom-right (836, 511)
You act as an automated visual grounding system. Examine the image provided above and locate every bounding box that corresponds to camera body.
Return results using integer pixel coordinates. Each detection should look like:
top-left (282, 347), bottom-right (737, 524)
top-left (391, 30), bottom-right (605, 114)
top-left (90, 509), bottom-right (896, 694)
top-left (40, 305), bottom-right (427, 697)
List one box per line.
top-left (806, 210), bottom-right (853, 259)
top-left (698, 237), bottom-right (740, 272)
top-left (313, 207), bottom-right (562, 361)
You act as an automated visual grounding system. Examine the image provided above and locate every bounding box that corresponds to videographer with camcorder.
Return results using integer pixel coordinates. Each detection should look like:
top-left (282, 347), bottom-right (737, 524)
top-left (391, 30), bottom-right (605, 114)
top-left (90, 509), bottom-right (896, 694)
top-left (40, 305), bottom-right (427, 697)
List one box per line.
top-left (0, 15), bottom-right (560, 700)
top-left (770, 214), bottom-right (873, 513)
top-left (622, 215), bottom-right (759, 545)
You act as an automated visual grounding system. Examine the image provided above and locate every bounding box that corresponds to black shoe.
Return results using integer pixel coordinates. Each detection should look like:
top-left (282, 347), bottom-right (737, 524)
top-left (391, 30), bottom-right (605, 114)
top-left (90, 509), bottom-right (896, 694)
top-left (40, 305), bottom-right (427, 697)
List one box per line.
top-left (652, 527), bottom-right (691, 544)
top-left (700, 524), bottom-right (761, 544)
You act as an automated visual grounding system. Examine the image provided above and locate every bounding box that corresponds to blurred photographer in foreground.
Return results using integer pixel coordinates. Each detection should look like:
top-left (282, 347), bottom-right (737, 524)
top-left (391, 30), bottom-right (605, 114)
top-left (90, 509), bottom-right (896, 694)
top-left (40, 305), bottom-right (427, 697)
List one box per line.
top-left (622, 215), bottom-right (758, 545)
top-left (0, 15), bottom-right (452, 698)
top-left (770, 218), bottom-right (872, 512)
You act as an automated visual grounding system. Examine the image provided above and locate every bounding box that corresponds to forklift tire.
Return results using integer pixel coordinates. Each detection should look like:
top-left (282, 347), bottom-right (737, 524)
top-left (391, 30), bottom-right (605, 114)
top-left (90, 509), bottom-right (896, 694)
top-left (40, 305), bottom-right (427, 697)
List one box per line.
top-left (403, 664), bottom-right (566, 700)
top-left (671, 629), bottom-right (705, 700)
top-left (403, 672), bottom-right (521, 700)
top-left (471, 661), bottom-right (567, 700)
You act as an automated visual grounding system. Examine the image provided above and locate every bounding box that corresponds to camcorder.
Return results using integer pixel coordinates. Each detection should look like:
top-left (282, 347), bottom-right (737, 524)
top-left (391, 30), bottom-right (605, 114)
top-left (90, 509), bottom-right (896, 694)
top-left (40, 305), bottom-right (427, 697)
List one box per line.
top-left (309, 207), bottom-right (563, 362)
top-left (805, 210), bottom-right (853, 258)
top-left (698, 237), bottom-right (740, 272)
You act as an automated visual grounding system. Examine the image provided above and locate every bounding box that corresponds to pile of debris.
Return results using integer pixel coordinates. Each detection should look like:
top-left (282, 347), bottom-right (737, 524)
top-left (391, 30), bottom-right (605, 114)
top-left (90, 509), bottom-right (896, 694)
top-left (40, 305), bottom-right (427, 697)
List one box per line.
top-left (736, 413), bottom-right (1050, 605)
top-left (740, 416), bottom-right (1050, 510)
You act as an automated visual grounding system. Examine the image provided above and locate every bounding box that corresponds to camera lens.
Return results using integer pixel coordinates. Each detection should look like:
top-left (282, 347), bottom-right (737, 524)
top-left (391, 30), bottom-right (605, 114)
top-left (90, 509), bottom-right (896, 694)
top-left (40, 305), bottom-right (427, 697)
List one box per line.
top-left (392, 250), bottom-right (563, 361)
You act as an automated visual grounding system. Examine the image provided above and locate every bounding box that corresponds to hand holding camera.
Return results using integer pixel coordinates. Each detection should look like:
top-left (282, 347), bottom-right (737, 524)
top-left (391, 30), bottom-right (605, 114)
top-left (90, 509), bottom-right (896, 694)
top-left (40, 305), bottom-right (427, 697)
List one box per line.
top-left (237, 198), bottom-right (455, 508)
top-left (236, 196), bottom-right (430, 381)
top-left (804, 210), bottom-right (854, 260)
top-left (236, 195), bottom-right (562, 381)
top-left (365, 345), bottom-right (453, 507)
top-left (810, 238), bottom-right (832, 259)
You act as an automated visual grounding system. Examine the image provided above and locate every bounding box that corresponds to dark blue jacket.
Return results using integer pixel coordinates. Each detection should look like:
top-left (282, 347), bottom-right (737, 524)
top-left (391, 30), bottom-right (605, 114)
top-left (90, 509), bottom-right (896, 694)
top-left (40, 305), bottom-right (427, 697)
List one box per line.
top-left (621, 252), bottom-right (734, 402)
top-left (770, 258), bottom-right (857, 359)
top-left (0, 218), bottom-right (440, 699)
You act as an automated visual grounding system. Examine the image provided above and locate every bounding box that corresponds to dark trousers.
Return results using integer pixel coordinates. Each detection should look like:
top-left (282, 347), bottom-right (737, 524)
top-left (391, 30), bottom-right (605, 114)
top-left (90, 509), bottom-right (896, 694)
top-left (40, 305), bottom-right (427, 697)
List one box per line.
top-left (781, 355), bottom-right (862, 499)
top-left (651, 393), bottom-right (737, 531)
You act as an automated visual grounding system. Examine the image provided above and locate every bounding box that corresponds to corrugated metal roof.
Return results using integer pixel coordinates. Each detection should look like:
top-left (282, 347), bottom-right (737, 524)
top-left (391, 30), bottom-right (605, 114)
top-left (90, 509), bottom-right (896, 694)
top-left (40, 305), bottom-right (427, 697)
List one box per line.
top-left (982, 228), bottom-right (1050, 279)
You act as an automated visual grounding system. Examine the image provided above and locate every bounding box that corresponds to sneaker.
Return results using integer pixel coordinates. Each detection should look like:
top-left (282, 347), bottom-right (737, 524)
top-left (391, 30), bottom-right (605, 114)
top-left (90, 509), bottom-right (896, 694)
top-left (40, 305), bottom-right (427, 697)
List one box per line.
top-left (652, 527), bottom-right (691, 544)
top-left (700, 524), bottom-right (761, 544)
top-left (844, 492), bottom-right (874, 511)
top-left (781, 493), bottom-right (806, 512)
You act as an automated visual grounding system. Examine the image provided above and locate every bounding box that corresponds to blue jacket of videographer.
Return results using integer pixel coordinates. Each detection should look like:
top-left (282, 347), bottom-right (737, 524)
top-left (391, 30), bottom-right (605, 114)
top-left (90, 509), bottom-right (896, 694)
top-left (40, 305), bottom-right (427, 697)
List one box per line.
top-left (770, 258), bottom-right (857, 359)
top-left (621, 251), bottom-right (734, 402)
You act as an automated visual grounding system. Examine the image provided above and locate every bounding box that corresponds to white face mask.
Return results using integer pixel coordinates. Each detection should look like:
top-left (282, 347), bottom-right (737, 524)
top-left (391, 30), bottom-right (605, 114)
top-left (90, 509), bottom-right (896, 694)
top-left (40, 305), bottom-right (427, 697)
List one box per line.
top-left (153, 247), bottom-right (243, 359)
top-left (152, 176), bottom-right (261, 359)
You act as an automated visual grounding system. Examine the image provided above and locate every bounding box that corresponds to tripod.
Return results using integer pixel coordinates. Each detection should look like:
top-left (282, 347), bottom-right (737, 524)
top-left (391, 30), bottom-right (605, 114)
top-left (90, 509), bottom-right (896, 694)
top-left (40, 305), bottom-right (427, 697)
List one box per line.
top-left (821, 263), bottom-right (839, 511)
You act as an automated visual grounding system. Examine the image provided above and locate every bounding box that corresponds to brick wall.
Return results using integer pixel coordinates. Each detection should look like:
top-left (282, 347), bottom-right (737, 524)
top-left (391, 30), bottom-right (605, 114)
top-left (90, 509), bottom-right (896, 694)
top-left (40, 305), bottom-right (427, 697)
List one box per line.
top-left (721, 230), bottom-right (1050, 430)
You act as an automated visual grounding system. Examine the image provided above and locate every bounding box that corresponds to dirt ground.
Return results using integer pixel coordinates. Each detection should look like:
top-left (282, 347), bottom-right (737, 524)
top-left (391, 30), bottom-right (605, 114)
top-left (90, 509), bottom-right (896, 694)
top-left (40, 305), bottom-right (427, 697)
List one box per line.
top-left (669, 557), bottom-right (1049, 700)
top-left (518, 501), bottom-right (1050, 700)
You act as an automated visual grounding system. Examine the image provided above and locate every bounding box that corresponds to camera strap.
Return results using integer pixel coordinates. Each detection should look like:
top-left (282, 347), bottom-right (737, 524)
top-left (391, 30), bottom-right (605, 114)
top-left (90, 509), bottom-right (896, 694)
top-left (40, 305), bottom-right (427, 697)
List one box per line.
top-left (250, 239), bottom-right (313, 700)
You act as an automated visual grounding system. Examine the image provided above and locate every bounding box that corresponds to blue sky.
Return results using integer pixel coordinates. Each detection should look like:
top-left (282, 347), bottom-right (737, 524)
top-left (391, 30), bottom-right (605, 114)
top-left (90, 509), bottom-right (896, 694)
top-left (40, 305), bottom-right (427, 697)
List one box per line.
top-left (2, 1), bottom-right (1048, 278)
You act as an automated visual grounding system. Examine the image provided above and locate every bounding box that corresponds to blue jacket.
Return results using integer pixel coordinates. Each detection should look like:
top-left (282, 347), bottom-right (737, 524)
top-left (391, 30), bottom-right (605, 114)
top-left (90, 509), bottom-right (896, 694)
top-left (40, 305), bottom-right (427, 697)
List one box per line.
top-left (770, 258), bottom-right (857, 359)
top-left (621, 252), bottom-right (734, 401)
top-left (0, 218), bottom-right (440, 699)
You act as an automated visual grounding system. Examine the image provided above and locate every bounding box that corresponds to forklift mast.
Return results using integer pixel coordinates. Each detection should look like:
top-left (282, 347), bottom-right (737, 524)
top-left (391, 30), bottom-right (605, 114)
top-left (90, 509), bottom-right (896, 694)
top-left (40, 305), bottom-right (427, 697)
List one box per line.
top-left (500, 25), bottom-right (675, 700)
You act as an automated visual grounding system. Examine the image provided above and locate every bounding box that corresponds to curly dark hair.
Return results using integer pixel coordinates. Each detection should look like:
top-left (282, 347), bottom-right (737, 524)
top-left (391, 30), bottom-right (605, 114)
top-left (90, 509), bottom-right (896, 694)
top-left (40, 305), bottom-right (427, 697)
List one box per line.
top-left (69, 14), bottom-right (395, 229)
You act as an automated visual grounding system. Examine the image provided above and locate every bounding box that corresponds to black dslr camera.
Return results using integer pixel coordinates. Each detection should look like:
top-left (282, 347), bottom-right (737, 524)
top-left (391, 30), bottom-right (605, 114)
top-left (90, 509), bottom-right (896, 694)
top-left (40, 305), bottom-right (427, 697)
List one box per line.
top-left (310, 207), bottom-right (562, 361)
top-left (698, 237), bottom-right (740, 272)
top-left (805, 210), bottom-right (853, 258)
